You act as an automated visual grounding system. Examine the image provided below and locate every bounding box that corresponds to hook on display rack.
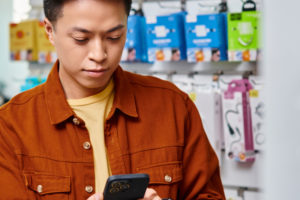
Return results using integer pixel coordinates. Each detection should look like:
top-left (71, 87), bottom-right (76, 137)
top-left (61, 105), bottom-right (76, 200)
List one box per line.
top-left (242, 70), bottom-right (254, 79)
top-left (138, 0), bottom-right (143, 10)
top-left (134, 0), bottom-right (228, 12)
top-left (196, 0), bottom-right (222, 12)
top-left (218, 0), bottom-right (228, 13)
top-left (213, 70), bottom-right (224, 82)
top-left (242, 0), bottom-right (257, 11)
top-left (180, 0), bottom-right (186, 11)
top-left (188, 71), bottom-right (199, 77)
top-left (156, 0), bottom-right (183, 11)
top-left (135, 0), bottom-right (187, 11)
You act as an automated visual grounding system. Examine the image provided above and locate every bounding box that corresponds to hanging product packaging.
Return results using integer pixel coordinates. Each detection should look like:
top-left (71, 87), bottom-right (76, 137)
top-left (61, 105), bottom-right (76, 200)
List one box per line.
top-left (227, 11), bottom-right (261, 61)
top-left (249, 76), bottom-right (265, 152)
top-left (171, 74), bottom-right (193, 94)
top-left (10, 20), bottom-right (56, 63)
top-left (121, 14), bottom-right (148, 62)
top-left (191, 75), bottom-right (224, 162)
top-left (222, 79), bottom-right (255, 162)
top-left (184, 13), bottom-right (227, 62)
top-left (145, 12), bottom-right (187, 62)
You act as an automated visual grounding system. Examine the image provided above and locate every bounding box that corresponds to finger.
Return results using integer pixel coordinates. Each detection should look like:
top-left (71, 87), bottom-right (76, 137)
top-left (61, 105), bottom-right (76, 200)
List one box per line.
top-left (139, 188), bottom-right (161, 200)
top-left (86, 194), bottom-right (96, 200)
top-left (86, 193), bottom-right (103, 200)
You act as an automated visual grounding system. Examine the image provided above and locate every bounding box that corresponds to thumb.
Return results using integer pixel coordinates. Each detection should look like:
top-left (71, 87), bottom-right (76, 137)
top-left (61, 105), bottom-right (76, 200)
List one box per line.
top-left (87, 193), bottom-right (103, 200)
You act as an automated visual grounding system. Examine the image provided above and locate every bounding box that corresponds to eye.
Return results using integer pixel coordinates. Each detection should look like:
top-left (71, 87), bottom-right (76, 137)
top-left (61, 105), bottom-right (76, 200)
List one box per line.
top-left (107, 36), bottom-right (121, 41)
top-left (74, 38), bottom-right (89, 43)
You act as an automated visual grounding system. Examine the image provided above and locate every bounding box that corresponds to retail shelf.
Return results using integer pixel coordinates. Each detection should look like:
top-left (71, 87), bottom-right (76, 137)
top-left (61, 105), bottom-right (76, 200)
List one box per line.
top-left (27, 61), bottom-right (257, 77)
top-left (121, 61), bottom-right (258, 75)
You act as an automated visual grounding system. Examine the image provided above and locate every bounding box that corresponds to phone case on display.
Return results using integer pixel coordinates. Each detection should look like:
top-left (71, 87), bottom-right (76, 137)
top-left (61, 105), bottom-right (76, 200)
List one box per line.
top-left (222, 79), bottom-right (255, 163)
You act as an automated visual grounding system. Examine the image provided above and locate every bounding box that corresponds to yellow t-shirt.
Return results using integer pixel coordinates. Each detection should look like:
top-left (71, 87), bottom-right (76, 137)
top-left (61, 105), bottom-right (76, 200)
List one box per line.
top-left (67, 79), bottom-right (114, 193)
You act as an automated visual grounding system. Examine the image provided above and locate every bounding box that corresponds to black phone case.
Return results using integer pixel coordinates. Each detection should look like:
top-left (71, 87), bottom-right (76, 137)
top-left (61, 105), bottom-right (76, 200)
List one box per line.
top-left (103, 174), bottom-right (149, 200)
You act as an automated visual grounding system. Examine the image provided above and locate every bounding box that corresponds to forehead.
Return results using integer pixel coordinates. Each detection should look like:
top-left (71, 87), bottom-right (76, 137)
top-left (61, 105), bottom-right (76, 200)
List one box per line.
top-left (57, 0), bottom-right (127, 31)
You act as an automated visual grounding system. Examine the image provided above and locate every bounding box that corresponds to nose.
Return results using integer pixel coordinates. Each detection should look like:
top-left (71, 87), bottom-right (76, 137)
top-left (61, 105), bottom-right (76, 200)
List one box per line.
top-left (88, 38), bottom-right (107, 63)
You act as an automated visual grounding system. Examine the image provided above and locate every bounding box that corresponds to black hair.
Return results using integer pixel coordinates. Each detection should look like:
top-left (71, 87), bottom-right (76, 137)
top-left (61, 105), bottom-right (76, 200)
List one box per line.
top-left (172, 48), bottom-right (179, 54)
top-left (212, 48), bottom-right (220, 54)
top-left (44, 0), bottom-right (132, 24)
top-left (128, 47), bottom-right (135, 53)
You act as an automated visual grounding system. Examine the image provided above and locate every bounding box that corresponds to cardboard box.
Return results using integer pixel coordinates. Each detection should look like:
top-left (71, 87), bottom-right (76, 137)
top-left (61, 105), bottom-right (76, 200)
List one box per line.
top-left (10, 20), bottom-right (56, 63)
top-left (146, 12), bottom-right (187, 62)
top-left (10, 20), bottom-right (38, 61)
top-left (184, 13), bottom-right (227, 62)
top-left (36, 21), bottom-right (57, 63)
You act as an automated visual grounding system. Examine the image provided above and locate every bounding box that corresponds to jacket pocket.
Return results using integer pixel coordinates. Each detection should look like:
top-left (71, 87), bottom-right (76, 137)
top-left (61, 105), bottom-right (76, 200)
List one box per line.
top-left (136, 161), bottom-right (183, 200)
top-left (23, 172), bottom-right (71, 200)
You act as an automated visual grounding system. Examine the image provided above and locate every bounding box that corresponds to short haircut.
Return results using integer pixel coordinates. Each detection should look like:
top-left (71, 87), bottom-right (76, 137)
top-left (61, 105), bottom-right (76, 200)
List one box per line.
top-left (44, 0), bottom-right (132, 24)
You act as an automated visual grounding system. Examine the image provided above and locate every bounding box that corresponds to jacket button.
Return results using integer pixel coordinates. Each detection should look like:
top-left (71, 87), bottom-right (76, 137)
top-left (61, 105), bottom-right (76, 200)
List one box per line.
top-left (37, 185), bottom-right (43, 193)
top-left (83, 142), bottom-right (91, 150)
top-left (73, 117), bottom-right (80, 125)
top-left (85, 185), bottom-right (93, 193)
top-left (164, 175), bottom-right (172, 183)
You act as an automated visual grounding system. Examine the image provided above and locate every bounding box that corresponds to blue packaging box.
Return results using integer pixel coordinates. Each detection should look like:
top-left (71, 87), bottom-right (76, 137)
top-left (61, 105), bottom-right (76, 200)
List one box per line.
top-left (184, 13), bottom-right (227, 62)
top-left (121, 15), bottom-right (148, 62)
top-left (145, 12), bottom-right (187, 62)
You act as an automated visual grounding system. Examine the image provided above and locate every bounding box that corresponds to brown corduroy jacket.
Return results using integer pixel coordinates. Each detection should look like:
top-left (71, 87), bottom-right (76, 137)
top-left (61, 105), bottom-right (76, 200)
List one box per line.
top-left (0, 61), bottom-right (225, 200)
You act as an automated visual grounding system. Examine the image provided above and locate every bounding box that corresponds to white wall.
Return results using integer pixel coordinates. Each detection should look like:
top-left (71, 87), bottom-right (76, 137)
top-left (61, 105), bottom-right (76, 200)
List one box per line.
top-left (0, 0), bottom-right (29, 98)
top-left (263, 0), bottom-right (300, 199)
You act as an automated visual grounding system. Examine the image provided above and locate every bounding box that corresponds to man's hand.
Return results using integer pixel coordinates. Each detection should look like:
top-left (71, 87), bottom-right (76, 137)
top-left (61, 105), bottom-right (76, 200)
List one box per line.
top-left (138, 188), bottom-right (162, 200)
top-left (87, 188), bottom-right (161, 200)
top-left (87, 193), bottom-right (103, 200)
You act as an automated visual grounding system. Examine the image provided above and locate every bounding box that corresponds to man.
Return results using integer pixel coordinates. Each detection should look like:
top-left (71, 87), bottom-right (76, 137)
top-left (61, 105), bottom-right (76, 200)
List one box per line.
top-left (0, 0), bottom-right (225, 199)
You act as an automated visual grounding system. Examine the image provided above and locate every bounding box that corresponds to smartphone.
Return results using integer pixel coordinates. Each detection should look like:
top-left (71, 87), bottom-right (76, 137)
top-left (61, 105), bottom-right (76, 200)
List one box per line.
top-left (103, 173), bottom-right (149, 200)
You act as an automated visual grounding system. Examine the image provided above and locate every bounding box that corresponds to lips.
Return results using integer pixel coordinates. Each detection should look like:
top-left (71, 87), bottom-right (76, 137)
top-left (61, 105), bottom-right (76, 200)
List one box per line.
top-left (83, 68), bottom-right (109, 78)
top-left (84, 67), bottom-right (108, 72)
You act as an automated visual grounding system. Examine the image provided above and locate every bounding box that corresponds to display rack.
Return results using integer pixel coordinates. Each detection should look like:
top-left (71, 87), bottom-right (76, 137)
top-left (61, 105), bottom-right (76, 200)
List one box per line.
top-left (20, 1), bottom-right (263, 199)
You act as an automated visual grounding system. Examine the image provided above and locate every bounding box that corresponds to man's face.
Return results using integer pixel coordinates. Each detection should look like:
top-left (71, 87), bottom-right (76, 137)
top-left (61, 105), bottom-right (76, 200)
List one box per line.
top-left (211, 50), bottom-right (220, 62)
top-left (45, 0), bottom-right (127, 98)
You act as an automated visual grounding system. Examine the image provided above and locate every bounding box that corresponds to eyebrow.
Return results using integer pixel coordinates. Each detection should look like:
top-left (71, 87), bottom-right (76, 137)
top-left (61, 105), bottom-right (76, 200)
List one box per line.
top-left (106, 24), bottom-right (125, 33)
top-left (71, 27), bottom-right (91, 34)
top-left (71, 24), bottom-right (125, 34)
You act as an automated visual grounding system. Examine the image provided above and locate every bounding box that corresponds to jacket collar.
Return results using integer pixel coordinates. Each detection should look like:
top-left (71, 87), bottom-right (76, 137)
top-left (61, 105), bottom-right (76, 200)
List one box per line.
top-left (44, 61), bottom-right (138, 125)
top-left (109, 66), bottom-right (138, 120)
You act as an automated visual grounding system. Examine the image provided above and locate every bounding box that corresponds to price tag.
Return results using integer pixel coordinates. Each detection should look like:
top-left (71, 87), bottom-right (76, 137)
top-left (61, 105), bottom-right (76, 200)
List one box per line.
top-left (189, 92), bottom-right (197, 102)
top-left (249, 89), bottom-right (259, 98)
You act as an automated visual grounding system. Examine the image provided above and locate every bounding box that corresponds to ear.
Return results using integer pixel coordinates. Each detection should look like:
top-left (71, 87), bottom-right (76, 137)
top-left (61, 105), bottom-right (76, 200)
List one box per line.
top-left (44, 18), bottom-right (55, 46)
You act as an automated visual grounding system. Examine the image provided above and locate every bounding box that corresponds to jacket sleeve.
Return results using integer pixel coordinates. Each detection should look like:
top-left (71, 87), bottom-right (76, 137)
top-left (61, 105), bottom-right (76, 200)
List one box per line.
top-left (0, 119), bottom-right (32, 199)
top-left (178, 97), bottom-right (226, 200)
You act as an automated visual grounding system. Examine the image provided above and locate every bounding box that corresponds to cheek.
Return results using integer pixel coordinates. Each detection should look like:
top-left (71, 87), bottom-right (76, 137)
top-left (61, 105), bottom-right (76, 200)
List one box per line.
top-left (107, 40), bottom-right (126, 61)
top-left (56, 40), bottom-right (87, 63)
